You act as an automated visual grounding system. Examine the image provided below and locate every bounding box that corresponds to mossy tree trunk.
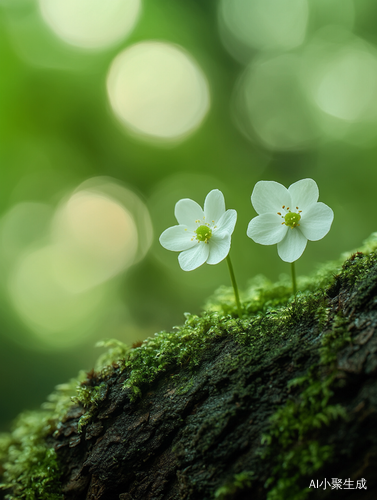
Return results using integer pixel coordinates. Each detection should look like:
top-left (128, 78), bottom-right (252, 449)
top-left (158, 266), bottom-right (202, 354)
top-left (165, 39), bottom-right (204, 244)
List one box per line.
top-left (2, 250), bottom-right (377, 500)
top-left (50, 255), bottom-right (377, 500)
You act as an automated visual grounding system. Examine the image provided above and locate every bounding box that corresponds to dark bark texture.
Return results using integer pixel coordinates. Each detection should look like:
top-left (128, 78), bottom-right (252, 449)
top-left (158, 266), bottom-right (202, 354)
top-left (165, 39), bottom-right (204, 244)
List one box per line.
top-left (50, 255), bottom-right (377, 500)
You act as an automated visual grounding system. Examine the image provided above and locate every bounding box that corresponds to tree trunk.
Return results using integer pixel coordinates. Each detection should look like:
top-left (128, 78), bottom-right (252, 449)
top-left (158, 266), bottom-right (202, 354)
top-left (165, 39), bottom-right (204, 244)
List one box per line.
top-left (2, 251), bottom-right (377, 500)
top-left (50, 255), bottom-right (377, 500)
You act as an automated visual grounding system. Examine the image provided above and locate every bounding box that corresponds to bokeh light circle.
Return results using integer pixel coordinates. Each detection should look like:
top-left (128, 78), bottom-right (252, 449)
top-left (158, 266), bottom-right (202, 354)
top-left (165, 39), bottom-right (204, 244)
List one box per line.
top-left (301, 31), bottom-right (377, 124)
top-left (51, 190), bottom-right (139, 293)
top-left (0, 202), bottom-right (53, 265)
top-left (8, 245), bottom-right (105, 346)
top-left (73, 177), bottom-right (154, 265)
top-left (316, 49), bottom-right (377, 121)
top-left (1, 177), bottom-right (153, 348)
top-left (107, 41), bottom-right (210, 142)
top-left (233, 54), bottom-right (319, 151)
top-left (310, 0), bottom-right (354, 32)
top-left (38, 0), bottom-right (142, 49)
top-left (219, 0), bottom-right (308, 62)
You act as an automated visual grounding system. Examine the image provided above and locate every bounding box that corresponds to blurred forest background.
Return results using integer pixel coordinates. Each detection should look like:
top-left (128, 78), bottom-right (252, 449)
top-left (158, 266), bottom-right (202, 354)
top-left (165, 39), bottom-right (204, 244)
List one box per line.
top-left (1, 0), bottom-right (377, 432)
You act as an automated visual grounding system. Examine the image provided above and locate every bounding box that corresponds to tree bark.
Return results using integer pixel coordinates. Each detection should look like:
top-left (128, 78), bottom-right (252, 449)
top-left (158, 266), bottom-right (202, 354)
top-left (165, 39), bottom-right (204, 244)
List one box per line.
top-left (49, 255), bottom-right (377, 500)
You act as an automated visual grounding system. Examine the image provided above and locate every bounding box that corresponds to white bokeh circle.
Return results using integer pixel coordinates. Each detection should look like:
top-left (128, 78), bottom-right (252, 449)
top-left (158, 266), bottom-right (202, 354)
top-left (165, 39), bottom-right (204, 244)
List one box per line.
top-left (1, 177), bottom-right (153, 348)
top-left (107, 41), bottom-right (210, 142)
top-left (219, 0), bottom-right (308, 63)
top-left (301, 31), bottom-right (377, 123)
top-left (8, 245), bottom-right (106, 346)
top-left (233, 54), bottom-right (319, 151)
top-left (38, 0), bottom-right (142, 49)
top-left (50, 190), bottom-right (139, 293)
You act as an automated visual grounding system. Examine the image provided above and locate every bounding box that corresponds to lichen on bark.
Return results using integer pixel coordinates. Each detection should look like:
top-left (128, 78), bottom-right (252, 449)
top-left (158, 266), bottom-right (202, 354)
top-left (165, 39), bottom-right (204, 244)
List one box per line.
top-left (1, 234), bottom-right (377, 499)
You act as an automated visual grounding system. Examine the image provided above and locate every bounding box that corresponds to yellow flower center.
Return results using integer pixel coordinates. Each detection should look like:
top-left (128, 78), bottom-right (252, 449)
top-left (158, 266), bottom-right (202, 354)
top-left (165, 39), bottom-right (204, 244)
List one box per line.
top-left (277, 205), bottom-right (302, 228)
top-left (195, 225), bottom-right (212, 243)
top-left (284, 212), bottom-right (301, 228)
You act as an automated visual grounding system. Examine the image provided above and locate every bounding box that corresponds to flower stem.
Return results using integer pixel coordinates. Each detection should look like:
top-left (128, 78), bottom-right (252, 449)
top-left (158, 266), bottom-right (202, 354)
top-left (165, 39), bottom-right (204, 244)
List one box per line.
top-left (226, 254), bottom-right (242, 318)
top-left (291, 261), bottom-right (297, 295)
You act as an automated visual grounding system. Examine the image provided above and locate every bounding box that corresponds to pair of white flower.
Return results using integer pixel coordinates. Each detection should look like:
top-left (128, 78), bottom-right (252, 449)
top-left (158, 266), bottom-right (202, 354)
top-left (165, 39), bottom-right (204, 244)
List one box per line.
top-left (160, 179), bottom-right (334, 270)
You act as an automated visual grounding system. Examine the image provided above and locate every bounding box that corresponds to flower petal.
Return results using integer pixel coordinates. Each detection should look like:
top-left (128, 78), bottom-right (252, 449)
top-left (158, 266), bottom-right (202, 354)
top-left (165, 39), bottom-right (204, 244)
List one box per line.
top-left (247, 213), bottom-right (288, 245)
top-left (178, 242), bottom-right (209, 271)
top-left (159, 225), bottom-right (196, 252)
top-left (207, 233), bottom-right (231, 265)
top-left (299, 202), bottom-right (334, 241)
top-left (175, 199), bottom-right (204, 228)
top-left (277, 228), bottom-right (307, 263)
top-left (204, 189), bottom-right (225, 224)
top-left (215, 209), bottom-right (237, 237)
top-left (288, 178), bottom-right (319, 211)
top-left (251, 181), bottom-right (291, 215)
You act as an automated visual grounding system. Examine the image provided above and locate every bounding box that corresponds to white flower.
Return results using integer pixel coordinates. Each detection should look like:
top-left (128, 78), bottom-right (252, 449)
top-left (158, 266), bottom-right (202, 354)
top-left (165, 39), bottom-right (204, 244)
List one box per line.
top-left (160, 189), bottom-right (237, 271)
top-left (247, 178), bottom-right (334, 263)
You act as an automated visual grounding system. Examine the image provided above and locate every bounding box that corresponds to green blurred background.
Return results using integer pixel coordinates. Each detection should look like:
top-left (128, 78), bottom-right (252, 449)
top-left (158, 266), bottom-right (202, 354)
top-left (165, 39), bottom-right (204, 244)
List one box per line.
top-left (1, 0), bottom-right (377, 432)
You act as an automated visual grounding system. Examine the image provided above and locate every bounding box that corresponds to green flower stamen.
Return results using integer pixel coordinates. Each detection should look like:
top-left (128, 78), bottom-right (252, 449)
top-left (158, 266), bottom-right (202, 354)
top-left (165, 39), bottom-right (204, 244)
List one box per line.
top-left (284, 212), bottom-right (301, 228)
top-left (195, 225), bottom-right (212, 243)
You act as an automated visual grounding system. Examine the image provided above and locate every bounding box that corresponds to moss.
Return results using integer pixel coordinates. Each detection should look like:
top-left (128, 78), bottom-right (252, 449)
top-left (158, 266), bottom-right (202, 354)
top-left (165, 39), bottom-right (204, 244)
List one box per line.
top-left (1, 232), bottom-right (377, 499)
top-left (121, 312), bottom-right (244, 399)
top-left (211, 234), bottom-right (377, 499)
top-left (253, 247), bottom-right (377, 500)
top-left (260, 367), bottom-right (347, 500)
top-left (214, 471), bottom-right (255, 499)
top-left (79, 233), bottom-right (377, 410)
top-left (94, 338), bottom-right (130, 373)
top-left (52, 339), bottom-right (130, 434)
top-left (0, 374), bottom-right (84, 500)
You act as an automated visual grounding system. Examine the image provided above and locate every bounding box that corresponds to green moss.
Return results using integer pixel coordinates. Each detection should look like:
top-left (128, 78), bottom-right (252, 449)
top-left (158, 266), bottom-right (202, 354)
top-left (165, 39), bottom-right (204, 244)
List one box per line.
top-left (100, 233), bottom-right (377, 405)
top-left (0, 374), bottom-right (84, 500)
top-left (261, 366), bottom-right (347, 500)
top-left (214, 471), bottom-right (255, 499)
top-left (71, 381), bottom-right (108, 433)
top-left (0, 413), bottom-right (61, 500)
top-left (255, 248), bottom-right (377, 500)
top-left (121, 312), bottom-right (245, 399)
top-left (176, 374), bottom-right (196, 395)
top-left (56, 339), bottom-right (130, 433)
top-left (119, 284), bottom-right (333, 402)
top-left (94, 338), bottom-right (130, 373)
top-left (211, 233), bottom-right (377, 500)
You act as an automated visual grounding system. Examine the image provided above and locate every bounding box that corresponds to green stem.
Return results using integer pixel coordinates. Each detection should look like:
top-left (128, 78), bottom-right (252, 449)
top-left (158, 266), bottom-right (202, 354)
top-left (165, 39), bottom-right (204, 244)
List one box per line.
top-left (226, 254), bottom-right (242, 318)
top-left (291, 261), bottom-right (297, 295)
